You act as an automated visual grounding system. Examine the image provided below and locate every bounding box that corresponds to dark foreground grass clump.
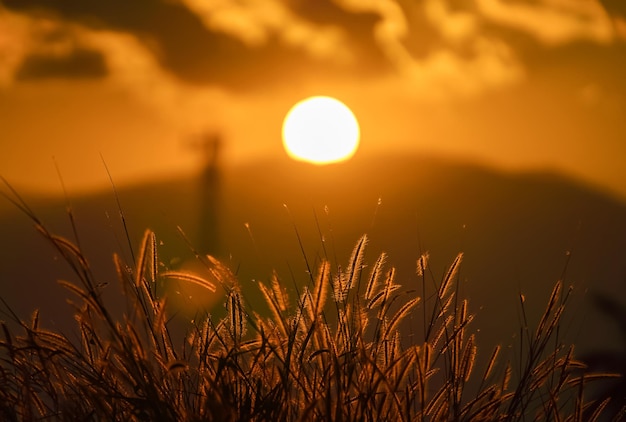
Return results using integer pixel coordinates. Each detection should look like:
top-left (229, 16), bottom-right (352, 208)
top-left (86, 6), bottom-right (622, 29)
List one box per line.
top-left (0, 187), bottom-right (622, 421)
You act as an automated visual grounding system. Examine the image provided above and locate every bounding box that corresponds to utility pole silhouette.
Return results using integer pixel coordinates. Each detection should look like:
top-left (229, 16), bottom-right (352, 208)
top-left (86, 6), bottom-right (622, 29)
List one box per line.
top-left (192, 132), bottom-right (222, 256)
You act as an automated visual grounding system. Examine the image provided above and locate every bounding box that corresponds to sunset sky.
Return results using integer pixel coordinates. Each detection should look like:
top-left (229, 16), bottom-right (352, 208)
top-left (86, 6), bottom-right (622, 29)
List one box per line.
top-left (1, 0), bottom-right (625, 199)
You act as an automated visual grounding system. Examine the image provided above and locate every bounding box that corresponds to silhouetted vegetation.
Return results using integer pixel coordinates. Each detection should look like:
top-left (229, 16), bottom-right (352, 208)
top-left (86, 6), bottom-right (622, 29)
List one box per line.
top-left (0, 182), bottom-right (622, 421)
top-left (582, 293), bottom-right (626, 420)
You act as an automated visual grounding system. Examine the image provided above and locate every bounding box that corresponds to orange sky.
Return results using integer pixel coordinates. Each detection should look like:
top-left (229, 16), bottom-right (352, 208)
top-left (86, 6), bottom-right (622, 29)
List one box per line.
top-left (1, 0), bottom-right (625, 199)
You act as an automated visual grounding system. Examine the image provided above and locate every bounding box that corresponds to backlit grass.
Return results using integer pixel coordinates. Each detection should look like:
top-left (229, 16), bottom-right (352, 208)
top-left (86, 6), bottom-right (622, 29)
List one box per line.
top-left (0, 184), bottom-right (621, 421)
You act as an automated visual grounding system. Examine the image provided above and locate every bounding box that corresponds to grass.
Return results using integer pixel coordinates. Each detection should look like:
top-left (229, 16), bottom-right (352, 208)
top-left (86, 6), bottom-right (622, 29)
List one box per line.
top-left (0, 182), bottom-right (622, 421)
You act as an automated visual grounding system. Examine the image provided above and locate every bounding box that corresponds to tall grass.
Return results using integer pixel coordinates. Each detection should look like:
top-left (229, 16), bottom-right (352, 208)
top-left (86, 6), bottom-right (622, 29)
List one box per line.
top-left (0, 186), bottom-right (620, 420)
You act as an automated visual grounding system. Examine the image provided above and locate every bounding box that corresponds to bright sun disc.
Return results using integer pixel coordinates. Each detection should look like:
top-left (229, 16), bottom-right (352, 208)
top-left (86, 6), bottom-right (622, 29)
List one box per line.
top-left (282, 96), bottom-right (360, 165)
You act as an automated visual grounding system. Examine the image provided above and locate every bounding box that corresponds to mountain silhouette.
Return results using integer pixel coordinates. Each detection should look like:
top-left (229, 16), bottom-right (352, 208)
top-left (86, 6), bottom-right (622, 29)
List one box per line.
top-left (1, 153), bottom-right (625, 357)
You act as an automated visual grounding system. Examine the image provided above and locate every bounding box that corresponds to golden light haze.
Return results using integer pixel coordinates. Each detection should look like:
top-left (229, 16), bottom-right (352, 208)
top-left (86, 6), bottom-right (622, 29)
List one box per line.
top-left (1, 1), bottom-right (625, 199)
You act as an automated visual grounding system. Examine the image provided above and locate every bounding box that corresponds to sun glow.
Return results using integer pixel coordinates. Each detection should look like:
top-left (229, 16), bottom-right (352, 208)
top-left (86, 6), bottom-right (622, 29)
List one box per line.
top-left (282, 96), bottom-right (360, 165)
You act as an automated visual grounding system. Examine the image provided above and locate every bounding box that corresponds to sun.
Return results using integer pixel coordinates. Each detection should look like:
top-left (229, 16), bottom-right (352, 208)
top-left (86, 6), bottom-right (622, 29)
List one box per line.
top-left (282, 96), bottom-right (360, 165)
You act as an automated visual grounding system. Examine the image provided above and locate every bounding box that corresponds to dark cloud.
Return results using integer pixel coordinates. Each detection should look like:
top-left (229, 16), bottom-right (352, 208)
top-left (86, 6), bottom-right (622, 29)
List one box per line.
top-left (6, 0), bottom-right (623, 97)
top-left (288, 0), bottom-right (391, 71)
top-left (15, 48), bottom-right (107, 80)
top-left (3, 0), bottom-right (392, 89)
top-left (3, 0), bottom-right (261, 86)
top-left (599, 0), bottom-right (626, 17)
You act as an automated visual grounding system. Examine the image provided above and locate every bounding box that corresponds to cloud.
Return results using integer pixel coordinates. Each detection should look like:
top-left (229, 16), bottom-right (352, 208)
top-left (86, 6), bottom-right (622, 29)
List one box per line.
top-left (423, 0), bottom-right (478, 44)
top-left (79, 27), bottom-right (231, 132)
top-left (0, 8), bottom-right (37, 87)
top-left (3, 0), bottom-right (389, 89)
top-left (16, 49), bottom-right (107, 80)
top-left (327, 0), bottom-right (523, 100)
top-left (2, 0), bottom-right (623, 105)
top-left (1, 0), bottom-right (268, 87)
top-left (183, 0), bottom-right (351, 64)
top-left (477, 0), bottom-right (616, 46)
